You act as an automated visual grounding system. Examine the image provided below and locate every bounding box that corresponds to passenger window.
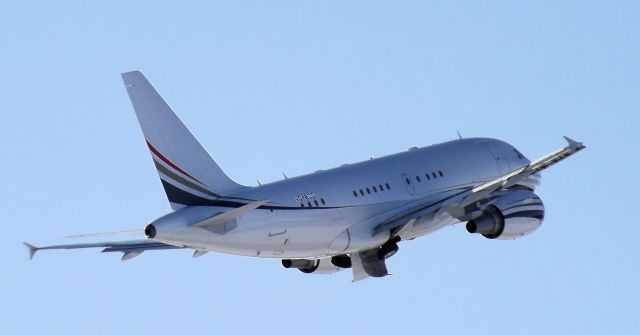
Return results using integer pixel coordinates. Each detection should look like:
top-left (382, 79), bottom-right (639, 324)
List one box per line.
top-left (307, 201), bottom-right (312, 207)
top-left (439, 170), bottom-right (444, 177)
top-left (353, 190), bottom-right (358, 197)
top-left (360, 189), bottom-right (365, 196)
top-left (379, 184), bottom-right (384, 191)
top-left (425, 173), bottom-right (431, 180)
top-left (366, 187), bottom-right (371, 194)
top-left (432, 172), bottom-right (437, 179)
top-left (416, 176), bottom-right (421, 182)
top-left (314, 200), bottom-right (319, 206)
top-left (386, 183), bottom-right (390, 190)
top-left (300, 203), bottom-right (304, 208)
top-left (405, 178), bottom-right (411, 185)
top-left (321, 198), bottom-right (326, 205)
top-left (373, 186), bottom-right (378, 193)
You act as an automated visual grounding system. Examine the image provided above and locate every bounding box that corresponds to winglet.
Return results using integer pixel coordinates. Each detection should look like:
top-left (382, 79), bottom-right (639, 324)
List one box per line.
top-left (23, 242), bottom-right (38, 260)
top-left (563, 136), bottom-right (586, 153)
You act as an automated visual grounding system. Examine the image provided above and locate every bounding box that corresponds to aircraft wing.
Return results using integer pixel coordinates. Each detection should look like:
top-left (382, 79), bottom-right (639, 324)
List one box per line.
top-left (23, 240), bottom-right (184, 261)
top-left (374, 136), bottom-right (586, 235)
top-left (454, 136), bottom-right (585, 208)
top-left (359, 137), bottom-right (585, 281)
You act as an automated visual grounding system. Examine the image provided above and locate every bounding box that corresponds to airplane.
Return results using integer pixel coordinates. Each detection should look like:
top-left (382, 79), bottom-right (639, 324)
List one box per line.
top-left (24, 71), bottom-right (586, 281)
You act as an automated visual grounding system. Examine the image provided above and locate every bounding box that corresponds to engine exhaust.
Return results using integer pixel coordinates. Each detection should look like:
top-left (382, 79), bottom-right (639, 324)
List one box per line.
top-left (466, 206), bottom-right (505, 239)
top-left (144, 224), bottom-right (157, 238)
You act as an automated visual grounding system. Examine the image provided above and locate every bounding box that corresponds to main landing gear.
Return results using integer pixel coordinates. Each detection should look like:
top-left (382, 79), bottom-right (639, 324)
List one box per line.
top-left (329, 236), bottom-right (401, 269)
top-left (377, 237), bottom-right (400, 260)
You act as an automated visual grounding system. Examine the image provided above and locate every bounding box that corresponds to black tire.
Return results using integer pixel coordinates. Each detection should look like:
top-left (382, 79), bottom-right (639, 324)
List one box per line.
top-left (378, 242), bottom-right (399, 260)
top-left (298, 260), bottom-right (319, 273)
top-left (331, 255), bottom-right (352, 268)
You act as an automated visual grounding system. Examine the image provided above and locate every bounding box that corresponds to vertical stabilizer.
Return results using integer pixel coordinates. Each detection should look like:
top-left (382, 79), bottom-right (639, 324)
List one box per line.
top-left (121, 71), bottom-right (247, 209)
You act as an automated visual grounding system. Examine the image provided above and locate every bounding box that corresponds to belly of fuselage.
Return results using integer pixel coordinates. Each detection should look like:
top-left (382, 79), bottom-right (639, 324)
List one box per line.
top-left (169, 204), bottom-right (388, 259)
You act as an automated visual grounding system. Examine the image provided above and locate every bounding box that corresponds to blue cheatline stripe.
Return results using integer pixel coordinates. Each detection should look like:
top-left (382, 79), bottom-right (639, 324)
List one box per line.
top-left (160, 180), bottom-right (350, 210)
top-left (161, 180), bottom-right (212, 206)
top-left (154, 159), bottom-right (219, 197)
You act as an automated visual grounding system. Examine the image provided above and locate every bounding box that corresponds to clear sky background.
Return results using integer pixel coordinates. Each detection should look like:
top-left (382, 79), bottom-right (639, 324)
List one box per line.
top-left (2, 1), bottom-right (638, 334)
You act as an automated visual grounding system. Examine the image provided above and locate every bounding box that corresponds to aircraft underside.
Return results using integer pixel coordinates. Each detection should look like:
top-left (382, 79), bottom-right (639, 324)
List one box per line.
top-left (147, 202), bottom-right (462, 259)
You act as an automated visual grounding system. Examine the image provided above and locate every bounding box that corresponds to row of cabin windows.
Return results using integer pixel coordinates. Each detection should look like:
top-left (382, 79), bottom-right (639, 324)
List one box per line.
top-left (300, 198), bottom-right (326, 208)
top-left (353, 183), bottom-right (391, 198)
top-left (405, 170), bottom-right (444, 185)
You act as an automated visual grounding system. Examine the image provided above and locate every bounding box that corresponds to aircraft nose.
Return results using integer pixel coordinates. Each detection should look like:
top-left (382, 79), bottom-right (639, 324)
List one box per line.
top-left (144, 224), bottom-right (156, 238)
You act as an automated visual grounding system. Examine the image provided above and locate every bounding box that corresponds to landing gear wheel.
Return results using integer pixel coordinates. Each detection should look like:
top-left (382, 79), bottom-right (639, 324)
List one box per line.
top-left (377, 241), bottom-right (399, 260)
top-left (298, 260), bottom-right (319, 274)
top-left (331, 255), bottom-right (352, 268)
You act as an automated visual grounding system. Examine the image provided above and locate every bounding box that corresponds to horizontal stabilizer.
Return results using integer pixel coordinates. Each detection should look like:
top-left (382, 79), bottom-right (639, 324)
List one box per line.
top-left (23, 240), bottom-right (182, 260)
top-left (64, 229), bottom-right (143, 239)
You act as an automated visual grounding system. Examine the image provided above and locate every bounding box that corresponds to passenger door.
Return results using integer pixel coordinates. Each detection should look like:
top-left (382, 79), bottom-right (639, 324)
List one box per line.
top-left (401, 173), bottom-right (415, 195)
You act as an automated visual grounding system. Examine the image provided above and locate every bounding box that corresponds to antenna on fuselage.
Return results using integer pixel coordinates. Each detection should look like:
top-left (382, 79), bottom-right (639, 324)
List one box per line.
top-left (282, 171), bottom-right (289, 179)
top-left (257, 179), bottom-right (262, 186)
top-left (457, 131), bottom-right (463, 139)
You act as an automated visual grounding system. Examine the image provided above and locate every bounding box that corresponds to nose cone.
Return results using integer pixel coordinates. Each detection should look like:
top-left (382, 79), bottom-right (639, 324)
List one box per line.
top-left (144, 224), bottom-right (156, 238)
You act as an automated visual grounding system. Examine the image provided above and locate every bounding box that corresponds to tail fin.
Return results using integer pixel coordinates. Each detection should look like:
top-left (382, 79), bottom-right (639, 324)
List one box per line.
top-left (121, 71), bottom-right (246, 209)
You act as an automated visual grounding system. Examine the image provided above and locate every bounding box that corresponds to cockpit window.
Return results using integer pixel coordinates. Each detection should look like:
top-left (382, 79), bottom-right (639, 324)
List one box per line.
top-left (513, 149), bottom-right (524, 159)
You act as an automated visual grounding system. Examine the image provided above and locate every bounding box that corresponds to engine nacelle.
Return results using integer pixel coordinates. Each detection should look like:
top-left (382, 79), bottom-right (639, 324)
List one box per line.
top-left (466, 189), bottom-right (544, 240)
top-left (282, 258), bottom-right (343, 275)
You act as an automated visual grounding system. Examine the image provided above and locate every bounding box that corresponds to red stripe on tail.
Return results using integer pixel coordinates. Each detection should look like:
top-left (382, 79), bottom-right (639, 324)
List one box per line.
top-left (146, 140), bottom-right (205, 185)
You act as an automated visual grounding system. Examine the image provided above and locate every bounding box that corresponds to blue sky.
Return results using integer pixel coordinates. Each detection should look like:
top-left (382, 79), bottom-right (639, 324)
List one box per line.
top-left (2, 1), bottom-right (638, 334)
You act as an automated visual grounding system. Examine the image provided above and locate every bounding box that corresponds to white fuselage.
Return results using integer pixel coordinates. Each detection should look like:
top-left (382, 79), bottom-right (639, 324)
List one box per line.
top-left (149, 137), bottom-right (531, 259)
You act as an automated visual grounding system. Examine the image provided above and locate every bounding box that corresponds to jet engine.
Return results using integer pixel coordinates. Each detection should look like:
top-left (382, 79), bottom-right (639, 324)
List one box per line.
top-left (282, 258), bottom-right (343, 275)
top-left (466, 189), bottom-right (544, 240)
